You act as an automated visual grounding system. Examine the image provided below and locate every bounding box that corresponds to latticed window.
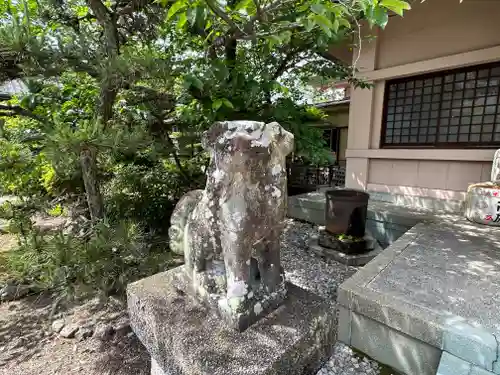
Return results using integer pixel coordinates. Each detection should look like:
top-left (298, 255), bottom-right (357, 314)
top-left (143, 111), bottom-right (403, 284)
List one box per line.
top-left (381, 62), bottom-right (500, 147)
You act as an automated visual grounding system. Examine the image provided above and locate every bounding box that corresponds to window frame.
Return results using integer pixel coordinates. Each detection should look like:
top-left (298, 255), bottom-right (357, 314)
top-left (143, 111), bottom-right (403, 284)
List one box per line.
top-left (380, 61), bottom-right (500, 149)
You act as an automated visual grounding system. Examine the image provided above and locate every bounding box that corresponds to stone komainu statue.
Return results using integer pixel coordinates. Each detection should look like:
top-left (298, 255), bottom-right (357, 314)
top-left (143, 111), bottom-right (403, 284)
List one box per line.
top-left (168, 121), bottom-right (294, 331)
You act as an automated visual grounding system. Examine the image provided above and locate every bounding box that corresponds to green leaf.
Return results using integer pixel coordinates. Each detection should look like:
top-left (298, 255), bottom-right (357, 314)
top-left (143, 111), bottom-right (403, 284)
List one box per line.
top-left (222, 98), bottom-right (234, 109)
top-left (245, 1), bottom-right (257, 16)
top-left (167, 0), bottom-right (185, 20)
top-left (297, 3), bottom-right (309, 12)
top-left (191, 76), bottom-right (203, 90)
top-left (266, 34), bottom-right (281, 48)
top-left (234, 0), bottom-right (251, 11)
top-left (75, 5), bottom-right (88, 17)
top-left (311, 3), bottom-right (324, 15)
top-left (304, 18), bottom-right (315, 32)
top-left (184, 74), bottom-right (203, 90)
top-left (280, 30), bottom-right (292, 44)
top-left (379, 0), bottom-right (411, 16)
top-left (338, 17), bottom-right (351, 29)
top-left (375, 6), bottom-right (389, 28)
top-left (195, 6), bottom-right (206, 29)
top-left (177, 12), bottom-right (188, 29)
top-left (186, 7), bottom-right (197, 25)
top-left (332, 18), bottom-right (339, 33)
top-left (366, 5), bottom-right (389, 28)
top-left (312, 14), bottom-right (333, 37)
top-left (212, 99), bottom-right (223, 111)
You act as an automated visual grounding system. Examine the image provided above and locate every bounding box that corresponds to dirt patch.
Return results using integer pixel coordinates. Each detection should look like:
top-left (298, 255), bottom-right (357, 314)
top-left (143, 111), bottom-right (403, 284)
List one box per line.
top-left (0, 295), bottom-right (150, 375)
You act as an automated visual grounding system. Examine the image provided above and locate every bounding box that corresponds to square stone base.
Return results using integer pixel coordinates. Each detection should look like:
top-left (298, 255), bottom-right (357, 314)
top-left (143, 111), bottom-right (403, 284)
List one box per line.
top-left (128, 266), bottom-right (337, 375)
top-left (178, 268), bottom-right (287, 332)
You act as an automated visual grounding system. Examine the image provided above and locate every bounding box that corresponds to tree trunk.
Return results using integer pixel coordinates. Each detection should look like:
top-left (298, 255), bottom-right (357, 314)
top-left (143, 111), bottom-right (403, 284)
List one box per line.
top-left (80, 146), bottom-right (104, 222)
top-left (83, 0), bottom-right (119, 222)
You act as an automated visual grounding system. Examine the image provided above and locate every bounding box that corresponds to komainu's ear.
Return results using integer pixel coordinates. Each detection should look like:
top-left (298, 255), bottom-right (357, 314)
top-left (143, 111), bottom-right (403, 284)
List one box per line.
top-left (268, 122), bottom-right (294, 156)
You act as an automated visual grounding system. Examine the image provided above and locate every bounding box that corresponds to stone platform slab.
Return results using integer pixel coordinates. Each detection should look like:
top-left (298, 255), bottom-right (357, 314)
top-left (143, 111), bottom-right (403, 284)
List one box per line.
top-left (128, 266), bottom-right (337, 375)
top-left (338, 218), bottom-right (500, 375)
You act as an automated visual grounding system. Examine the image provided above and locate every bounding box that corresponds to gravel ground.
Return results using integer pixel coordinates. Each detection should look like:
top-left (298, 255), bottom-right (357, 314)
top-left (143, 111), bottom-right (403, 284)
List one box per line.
top-left (317, 343), bottom-right (381, 375)
top-left (0, 219), bottom-right (393, 375)
top-left (281, 219), bottom-right (357, 301)
top-left (281, 220), bottom-right (395, 375)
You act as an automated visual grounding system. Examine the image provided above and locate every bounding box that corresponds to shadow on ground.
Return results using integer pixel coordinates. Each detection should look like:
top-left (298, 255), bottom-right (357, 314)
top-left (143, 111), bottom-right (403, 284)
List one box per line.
top-left (91, 335), bottom-right (150, 375)
top-left (0, 293), bottom-right (55, 364)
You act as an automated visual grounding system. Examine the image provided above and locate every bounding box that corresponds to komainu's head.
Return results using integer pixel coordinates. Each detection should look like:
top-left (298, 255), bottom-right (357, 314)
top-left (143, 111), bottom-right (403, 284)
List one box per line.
top-left (201, 121), bottom-right (294, 159)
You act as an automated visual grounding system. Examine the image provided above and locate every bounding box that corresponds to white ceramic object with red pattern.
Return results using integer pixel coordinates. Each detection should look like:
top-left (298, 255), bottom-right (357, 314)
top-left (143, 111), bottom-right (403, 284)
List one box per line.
top-left (465, 149), bottom-right (500, 225)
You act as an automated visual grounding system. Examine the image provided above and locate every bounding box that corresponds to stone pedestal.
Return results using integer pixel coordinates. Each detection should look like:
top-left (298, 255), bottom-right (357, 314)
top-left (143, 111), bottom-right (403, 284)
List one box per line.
top-left (128, 267), bottom-right (337, 375)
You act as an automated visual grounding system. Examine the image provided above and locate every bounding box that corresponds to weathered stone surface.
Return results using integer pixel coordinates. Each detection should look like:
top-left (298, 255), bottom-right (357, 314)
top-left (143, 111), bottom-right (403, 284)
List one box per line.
top-left (59, 323), bottom-right (79, 338)
top-left (93, 323), bottom-right (114, 340)
top-left (338, 218), bottom-right (500, 375)
top-left (113, 317), bottom-right (131, 337)
top-left (436, 352), bottom-right (472, 375)
top-left (75, 327), bottom-right (93, 341)
top-left (51, 319), bottom-right (65, 333)
top-left (128, 267), bottom-right (337, 375)
top-left (168, 121), bottom-right (294, 331)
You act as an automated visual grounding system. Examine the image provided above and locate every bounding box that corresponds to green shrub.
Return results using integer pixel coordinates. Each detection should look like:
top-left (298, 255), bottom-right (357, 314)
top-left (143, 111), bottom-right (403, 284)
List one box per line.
top-left (104, 159), bottom-right (206, 233)
top-left (5, 220), bottom-right (175, 297)
top-left (0, 139), bottom-right (45, 196)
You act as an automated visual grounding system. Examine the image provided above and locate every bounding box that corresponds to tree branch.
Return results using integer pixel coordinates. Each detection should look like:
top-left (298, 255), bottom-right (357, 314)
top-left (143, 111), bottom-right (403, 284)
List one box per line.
top-left (238, 22), bottom-right (302, 40)
top-left (87, 0), bottom-right (120, 124)
top-left (263, 47), bottom-right (301, 104)
top-left (272, 48), bottom-right (299, 80)
top-left (87, 0), bottom-right (120, 55)
top-left (165, 131), bottom-right (190, 183)
top-left (204, 0), bottom-right (239, 30)
top-left (117, 0), bottom-right (156, 16)
top-left (64, 54), bottom-right (100, 78)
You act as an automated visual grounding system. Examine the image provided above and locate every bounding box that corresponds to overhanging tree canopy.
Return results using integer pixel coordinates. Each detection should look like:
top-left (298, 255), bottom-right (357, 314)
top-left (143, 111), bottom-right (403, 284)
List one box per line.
top-left (0, 0), bottom-right (410, 220)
